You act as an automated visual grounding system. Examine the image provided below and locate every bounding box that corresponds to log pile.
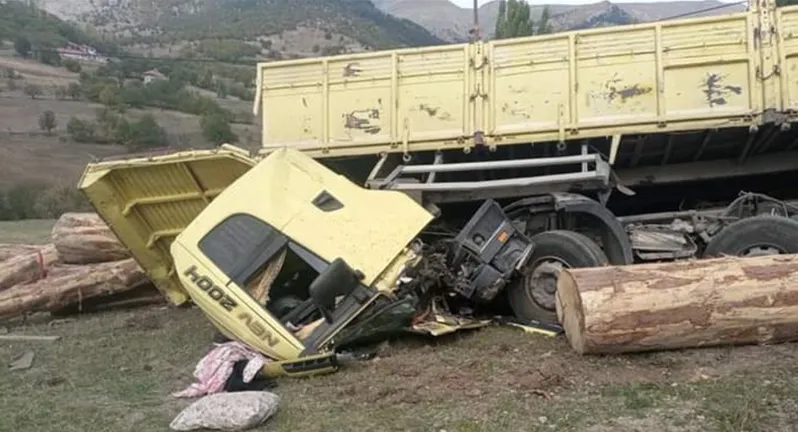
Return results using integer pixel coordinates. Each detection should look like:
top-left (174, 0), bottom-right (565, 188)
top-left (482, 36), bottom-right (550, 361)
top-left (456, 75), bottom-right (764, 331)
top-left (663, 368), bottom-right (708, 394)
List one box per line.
top-left (555, 253), bottom-right (798, 355)
top-left (0, 213), bottom-right (164, 321)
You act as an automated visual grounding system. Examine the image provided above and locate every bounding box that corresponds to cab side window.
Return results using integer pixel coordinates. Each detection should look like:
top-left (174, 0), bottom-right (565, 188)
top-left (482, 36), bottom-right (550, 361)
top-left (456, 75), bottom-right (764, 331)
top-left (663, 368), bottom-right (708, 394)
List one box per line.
top-left (198, 213), bottom-right (288, 286)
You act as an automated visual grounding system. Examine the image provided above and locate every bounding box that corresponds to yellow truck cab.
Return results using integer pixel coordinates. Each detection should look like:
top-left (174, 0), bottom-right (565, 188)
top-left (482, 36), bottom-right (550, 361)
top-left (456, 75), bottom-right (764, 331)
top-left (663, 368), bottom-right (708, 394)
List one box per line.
top-left (170, 148), bottom-right (433, 363)
top-left (169, 147), bottom-right (535, 373)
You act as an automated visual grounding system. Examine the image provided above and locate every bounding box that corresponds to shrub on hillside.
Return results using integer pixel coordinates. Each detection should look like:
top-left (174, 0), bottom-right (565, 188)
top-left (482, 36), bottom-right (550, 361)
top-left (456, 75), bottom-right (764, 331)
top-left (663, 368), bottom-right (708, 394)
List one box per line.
top-left (201, 113), bottom-right (237, 145)
top-left (0, 182), bottom-right (48, 220)
top-left (32, 185), bottom-right (92, 219)
top-left (39, 110), bottom-right (57, 135)
top-left (24, 84), bottom-right (42, 99)
top-left (121, 115), bottom-right (169, 151)
top-left (67, 117), bottom-right (97, 143)
top-left (67, 82), bottom-right (82, 100)
top-left (0, 183), bottom-right (91, 221)
top-left (14, 36), bottom-right (30, 57)
top-left (63, 59), bottom-right (82, 73)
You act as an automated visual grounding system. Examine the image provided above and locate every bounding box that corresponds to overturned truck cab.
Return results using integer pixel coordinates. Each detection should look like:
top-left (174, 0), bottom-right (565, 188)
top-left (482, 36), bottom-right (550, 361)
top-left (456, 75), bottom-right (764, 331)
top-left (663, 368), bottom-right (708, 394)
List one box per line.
top-left (169, 147), bottom-right (534, 376)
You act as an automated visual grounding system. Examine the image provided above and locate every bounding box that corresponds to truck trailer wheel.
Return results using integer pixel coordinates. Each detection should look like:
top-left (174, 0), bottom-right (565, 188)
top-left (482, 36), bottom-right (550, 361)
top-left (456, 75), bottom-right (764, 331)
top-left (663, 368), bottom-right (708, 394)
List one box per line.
top-left (508, 230), bottom-right (609, 324)
top-left (703, 215), bottom-right (798, 258)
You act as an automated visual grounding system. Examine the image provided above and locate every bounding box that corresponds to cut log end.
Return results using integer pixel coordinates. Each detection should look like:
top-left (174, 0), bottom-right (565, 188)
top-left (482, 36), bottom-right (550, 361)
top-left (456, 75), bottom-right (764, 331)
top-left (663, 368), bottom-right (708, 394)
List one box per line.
top-left (556, 270), bottom-right (586, 355)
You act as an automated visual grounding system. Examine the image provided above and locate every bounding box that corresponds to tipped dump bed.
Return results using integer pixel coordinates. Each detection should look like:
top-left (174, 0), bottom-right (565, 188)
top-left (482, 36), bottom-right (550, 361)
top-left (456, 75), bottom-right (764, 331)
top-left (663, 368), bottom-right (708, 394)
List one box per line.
top-left (77, 146), bottom-right (256, 305)
top-left (254, 3), bottom-right (798, 161)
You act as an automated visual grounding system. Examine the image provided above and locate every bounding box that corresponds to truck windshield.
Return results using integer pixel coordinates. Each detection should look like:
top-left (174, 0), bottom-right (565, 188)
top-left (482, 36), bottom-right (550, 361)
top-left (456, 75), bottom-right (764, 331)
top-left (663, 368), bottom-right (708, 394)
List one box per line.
top-left (198, 213), bottom-right (324, 322)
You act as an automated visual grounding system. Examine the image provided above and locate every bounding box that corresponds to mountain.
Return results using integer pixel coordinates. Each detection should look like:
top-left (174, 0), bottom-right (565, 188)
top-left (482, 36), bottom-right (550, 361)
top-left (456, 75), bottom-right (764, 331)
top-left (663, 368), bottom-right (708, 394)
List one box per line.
top-left (372, 0), bottom-right (747, 42)
top-left (33, 0), bottom-right (444, 56)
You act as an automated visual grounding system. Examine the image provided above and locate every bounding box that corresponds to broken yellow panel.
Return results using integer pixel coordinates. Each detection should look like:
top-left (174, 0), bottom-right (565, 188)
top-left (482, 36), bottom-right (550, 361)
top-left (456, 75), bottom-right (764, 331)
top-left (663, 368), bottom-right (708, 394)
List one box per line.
top-left (77, 146), bottom-right (257, 305)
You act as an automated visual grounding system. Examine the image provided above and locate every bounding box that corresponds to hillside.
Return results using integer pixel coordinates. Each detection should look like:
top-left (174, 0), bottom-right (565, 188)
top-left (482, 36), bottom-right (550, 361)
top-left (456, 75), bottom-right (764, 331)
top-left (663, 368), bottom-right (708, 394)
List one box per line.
top-left (34, 0), bottom-right (444, 57)
top-left (373, 0), bottom-right (748, 42)
top-left (0, 0), bottom-right (118, 55)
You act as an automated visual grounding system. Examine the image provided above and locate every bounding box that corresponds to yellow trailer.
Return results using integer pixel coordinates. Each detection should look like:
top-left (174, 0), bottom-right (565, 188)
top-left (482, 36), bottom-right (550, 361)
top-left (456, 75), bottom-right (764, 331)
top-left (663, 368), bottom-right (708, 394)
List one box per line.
top-left (253, 0), bottom-right (798, 201)
top-left (254, 1), bottom-right (798, 159)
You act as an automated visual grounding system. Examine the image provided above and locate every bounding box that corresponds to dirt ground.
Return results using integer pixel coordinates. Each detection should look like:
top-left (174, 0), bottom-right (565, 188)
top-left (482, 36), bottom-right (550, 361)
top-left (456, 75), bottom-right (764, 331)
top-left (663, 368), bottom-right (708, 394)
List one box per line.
top-left (2, 223), bottom-right (798, 432)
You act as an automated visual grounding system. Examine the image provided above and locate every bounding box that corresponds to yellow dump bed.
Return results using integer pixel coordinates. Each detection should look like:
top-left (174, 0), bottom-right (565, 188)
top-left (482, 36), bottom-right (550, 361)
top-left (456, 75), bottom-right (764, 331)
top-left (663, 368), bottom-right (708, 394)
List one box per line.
top-left (78, 146), bottom-right (256, 305)
top-left (254, 2), bottom-right (798, 159)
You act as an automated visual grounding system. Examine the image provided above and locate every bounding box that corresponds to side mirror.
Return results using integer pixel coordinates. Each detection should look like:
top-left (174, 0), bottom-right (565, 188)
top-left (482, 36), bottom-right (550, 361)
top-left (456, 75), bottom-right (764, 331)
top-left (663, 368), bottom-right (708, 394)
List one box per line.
top-left (308, 258), bottom-right (364, 323)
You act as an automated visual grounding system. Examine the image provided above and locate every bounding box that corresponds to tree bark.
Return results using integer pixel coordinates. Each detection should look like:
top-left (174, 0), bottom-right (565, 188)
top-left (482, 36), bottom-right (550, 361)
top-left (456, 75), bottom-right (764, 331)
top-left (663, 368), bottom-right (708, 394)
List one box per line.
top-left (555, 253), bottom-right (798, 355)
top-left (0, 244), bottom-right (42, 263)
top-left (0, 258), bottom-right (147, 321)
top-left (51, 212), bottom-right (130, 264)
top-left (49, 283), bottom-right (165, 316)
top-left (0, 244), bottom-right (60, 291)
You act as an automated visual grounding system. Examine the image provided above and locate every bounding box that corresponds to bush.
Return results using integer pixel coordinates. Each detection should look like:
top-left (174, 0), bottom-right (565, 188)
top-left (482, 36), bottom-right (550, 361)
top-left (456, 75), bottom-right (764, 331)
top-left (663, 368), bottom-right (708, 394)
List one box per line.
top-left (55, 86), bottom-right (68, 100)
top-left (67, 82), bottom-right (82, 100)
top-left (201, 113), bottom-right (237, 145)
top-left (32, 185), bottom-right (91, 219)
top-left (67, 117), bottom-right (97, 143)
top-left (24, 84), bottom-right (42, 99)
top-left (63, 59), bottom-right (82, 73)
top-left (0, 182), bottom-right (48, 220)
top-left (39, 110), bottom-right (57, 135)
top-left (40, 49), bottom-right (61, 66)
top-left (14, 36), bottom-right (30, 57)
top-left (124, 114), bottom-right (169, 151)
top-left (0, 183), bottom-right (90, 220)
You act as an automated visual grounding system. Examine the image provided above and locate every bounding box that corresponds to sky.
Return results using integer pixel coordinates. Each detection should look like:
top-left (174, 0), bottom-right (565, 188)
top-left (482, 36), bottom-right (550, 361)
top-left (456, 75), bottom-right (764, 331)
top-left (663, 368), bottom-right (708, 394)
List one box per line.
top-left (449, 0), bottom-right (739, 6)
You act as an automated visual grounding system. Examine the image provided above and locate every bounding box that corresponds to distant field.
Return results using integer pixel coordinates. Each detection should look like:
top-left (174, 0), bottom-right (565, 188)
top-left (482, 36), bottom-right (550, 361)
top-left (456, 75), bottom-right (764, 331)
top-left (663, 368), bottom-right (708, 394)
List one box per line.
top-left (0, 51), bottom-right (79, 88)
top-left (0, 51), bottom-right (260, 189)
top-left (0, 219), bottom-right (56, 244)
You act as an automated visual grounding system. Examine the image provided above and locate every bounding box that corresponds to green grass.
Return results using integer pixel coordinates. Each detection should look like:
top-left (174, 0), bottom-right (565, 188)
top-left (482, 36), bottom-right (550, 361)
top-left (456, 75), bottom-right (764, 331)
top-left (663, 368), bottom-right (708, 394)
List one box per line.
top-left (0, 219), bottom-right (56, 244)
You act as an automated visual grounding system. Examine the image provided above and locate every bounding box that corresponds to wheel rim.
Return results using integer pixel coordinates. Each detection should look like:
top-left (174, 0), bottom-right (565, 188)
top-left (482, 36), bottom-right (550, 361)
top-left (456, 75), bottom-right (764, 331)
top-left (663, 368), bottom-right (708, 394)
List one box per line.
top-left (740, 244), bottom-right (786, 257)
top-left (523, 256), bottom-right (570, 311)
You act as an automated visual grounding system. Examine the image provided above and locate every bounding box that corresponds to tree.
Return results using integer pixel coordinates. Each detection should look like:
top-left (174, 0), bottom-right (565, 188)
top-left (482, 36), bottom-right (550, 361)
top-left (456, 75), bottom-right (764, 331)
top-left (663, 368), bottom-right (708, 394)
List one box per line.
top-left (40, 50), bottom-right (62, 67)
top-left (98, 85), bottom-right (119, 107)
top-left (39, 110), bottom-right (57, 135)
top-left (215, 79), bottom-right (228, 99)
top-left (55, 86), bottom-right (68, 100)
top-left (63, 59), bottom-right (82, 73)
top-left (67, 117), bottom-right (96, 143)
top-left (126, 115), bottom-right (168, 151)
top-left (24, 84), bottom-right (42, 99)
top-left (14, 36), bottom-right (31, 57)
top-left (201, 113), bottom-right (237, 144)
top-left (67, 83), bottom-right (82, 100)
top-left (494, 0), bottom-right (553, 39)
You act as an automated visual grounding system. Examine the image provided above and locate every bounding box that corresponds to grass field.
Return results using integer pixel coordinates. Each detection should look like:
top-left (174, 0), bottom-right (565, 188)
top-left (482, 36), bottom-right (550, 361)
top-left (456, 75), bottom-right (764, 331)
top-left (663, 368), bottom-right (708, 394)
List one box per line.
top-left (0, 219), bottom-right (56, 244)
top-left (1, 220), bottom-right (798, 432)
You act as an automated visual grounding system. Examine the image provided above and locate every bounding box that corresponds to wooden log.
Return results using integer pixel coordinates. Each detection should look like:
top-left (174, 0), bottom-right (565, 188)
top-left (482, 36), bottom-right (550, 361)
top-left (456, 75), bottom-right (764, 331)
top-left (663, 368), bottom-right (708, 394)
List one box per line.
top-left (0, 244), bottom-right (60, 291)
top-left (49, 283), bottom-right (165, 316)
top-left (555, 253), bottom-right (798, 355)
top-left (51, 212), bottom-right (130, 264)
top-left (0, 258), bottom-right (147, 321)
top-left (0, 244), bottom-right (42, 263)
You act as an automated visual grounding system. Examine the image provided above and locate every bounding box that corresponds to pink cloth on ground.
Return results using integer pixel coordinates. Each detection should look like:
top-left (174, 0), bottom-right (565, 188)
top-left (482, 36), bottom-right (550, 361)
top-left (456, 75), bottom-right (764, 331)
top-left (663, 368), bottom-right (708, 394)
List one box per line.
top-left (173, 341), bottom-right (269, 398)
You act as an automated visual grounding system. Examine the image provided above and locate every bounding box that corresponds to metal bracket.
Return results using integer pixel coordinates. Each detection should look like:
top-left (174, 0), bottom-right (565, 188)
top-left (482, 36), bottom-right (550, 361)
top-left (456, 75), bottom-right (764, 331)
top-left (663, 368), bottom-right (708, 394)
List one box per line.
top-left (366, 153), bottom-right (611, 195)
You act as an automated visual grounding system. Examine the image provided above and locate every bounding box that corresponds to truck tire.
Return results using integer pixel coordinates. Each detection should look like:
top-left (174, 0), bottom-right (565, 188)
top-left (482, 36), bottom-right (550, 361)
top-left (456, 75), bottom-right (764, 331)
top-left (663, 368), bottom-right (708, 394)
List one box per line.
top-left (703, 215), bottom-right (798, 258)
top-left (508, 230), bottom-right (609, 324)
